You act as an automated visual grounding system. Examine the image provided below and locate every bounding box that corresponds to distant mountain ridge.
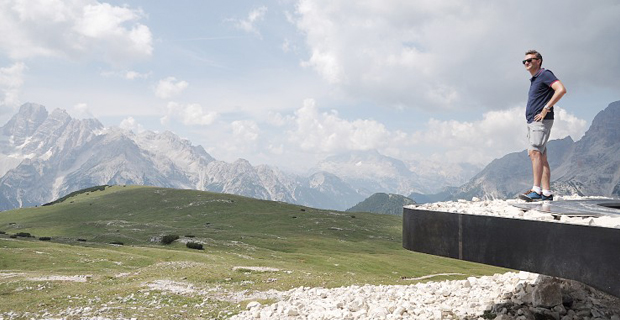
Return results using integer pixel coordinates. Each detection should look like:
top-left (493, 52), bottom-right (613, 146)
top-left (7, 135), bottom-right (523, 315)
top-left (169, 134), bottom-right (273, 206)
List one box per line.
top-left (313, 150), bottom-right (481, 196)
top-left (0, 103), bottom-right (365, 211)
top-left (453, 100), bottom-right (620, 199)
top-left (3, 101), bottom-right (616, 211)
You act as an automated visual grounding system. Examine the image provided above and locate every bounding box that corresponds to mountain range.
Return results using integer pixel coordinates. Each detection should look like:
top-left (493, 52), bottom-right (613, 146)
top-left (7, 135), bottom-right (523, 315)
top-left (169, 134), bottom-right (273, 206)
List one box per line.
top-left (2, 101), bottom-right (618, 212)
top-left (0, 103), bottom-right (476, 211)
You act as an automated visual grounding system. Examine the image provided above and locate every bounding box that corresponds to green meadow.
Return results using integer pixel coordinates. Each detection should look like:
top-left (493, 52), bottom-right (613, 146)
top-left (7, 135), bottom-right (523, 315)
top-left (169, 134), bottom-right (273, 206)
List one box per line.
top-left (0, 185), bottom-right (506, 319)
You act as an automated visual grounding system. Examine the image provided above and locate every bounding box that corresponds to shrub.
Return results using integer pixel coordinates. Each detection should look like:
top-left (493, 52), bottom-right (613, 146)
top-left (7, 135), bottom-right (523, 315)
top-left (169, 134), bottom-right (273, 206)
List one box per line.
top-left (0, 231), bottom-right (5, 234)
top-left (184, 235), bottom-right (195, 238)
top-left (161, 234), bottom-right (179, 245)
top-left (186, 242), bottom-right (203, 250)
top-left (15, 232), bottom-right (33, 238)
top-left (77, 238), bottom-right (87, 242)
top-left (9, 235), bottom-right (17, 238)
top-left (110, 241), bottom-right (124, 245)
top-left (39, 237), bottom-right (52, 241)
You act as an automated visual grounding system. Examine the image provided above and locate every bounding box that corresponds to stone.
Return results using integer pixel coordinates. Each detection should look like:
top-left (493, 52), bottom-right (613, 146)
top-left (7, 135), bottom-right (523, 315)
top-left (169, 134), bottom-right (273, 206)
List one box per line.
top-left (533, 277), bottom-right (563, 308)
top-left (246, 301), bottom-right (261, 310)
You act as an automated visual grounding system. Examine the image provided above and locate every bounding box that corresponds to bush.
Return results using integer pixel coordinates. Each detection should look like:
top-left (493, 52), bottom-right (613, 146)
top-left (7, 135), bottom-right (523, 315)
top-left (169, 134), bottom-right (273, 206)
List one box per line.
top-left (0, 231), bottom-right (5, 234)
top-left (161, 234), bottom-right (179, 245)
top-left (39, 237), bottom-right (52, 241)
top-left (110, 241), bottom-right (124, 245)
top-left (15, 232), bottom-right (33, 238)
top-left (184, 235), bottom-right (195, 238)
top-left (77, 238), bottom-right (87, 242)
top-left (186, 242), bottom-right (203, 250)
top-left (9, 235), bottom-right (17, 238)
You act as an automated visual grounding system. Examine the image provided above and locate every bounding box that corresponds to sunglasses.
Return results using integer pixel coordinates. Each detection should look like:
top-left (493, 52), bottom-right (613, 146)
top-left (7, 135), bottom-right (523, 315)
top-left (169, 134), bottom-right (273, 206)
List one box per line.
top-left (522, 58), bottom-right (539, 65)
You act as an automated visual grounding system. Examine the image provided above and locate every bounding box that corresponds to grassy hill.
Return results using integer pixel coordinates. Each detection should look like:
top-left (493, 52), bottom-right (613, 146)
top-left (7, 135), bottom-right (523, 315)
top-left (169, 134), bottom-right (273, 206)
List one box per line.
top-left (0, 185), bottom-right (505, 319)
top-left (347, 192), bottom-right (416, 215)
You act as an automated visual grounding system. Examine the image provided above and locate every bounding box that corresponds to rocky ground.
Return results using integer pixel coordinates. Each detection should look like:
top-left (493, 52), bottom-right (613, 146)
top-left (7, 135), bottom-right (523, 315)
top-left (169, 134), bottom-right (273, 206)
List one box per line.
top-left (232, 272), bottom-right (620, 320)
top-left (232, 196), bottom-right (620, 320)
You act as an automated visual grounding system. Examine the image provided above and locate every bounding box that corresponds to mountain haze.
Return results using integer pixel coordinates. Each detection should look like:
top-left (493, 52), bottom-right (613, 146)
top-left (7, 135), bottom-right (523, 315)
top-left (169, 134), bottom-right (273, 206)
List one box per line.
top-left (313, 150), bottom-right (480, 196)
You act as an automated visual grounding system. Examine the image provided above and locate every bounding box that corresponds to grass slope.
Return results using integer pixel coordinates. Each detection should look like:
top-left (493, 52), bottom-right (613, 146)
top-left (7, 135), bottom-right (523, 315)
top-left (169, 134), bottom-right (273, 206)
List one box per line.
top-left (0, 185), bottom-right (506, 319)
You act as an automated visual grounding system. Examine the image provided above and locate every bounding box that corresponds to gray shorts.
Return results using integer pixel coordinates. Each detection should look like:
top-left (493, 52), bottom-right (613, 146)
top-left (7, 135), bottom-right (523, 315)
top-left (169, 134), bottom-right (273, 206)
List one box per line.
top-left (527, 120), bottom-right (553, 154)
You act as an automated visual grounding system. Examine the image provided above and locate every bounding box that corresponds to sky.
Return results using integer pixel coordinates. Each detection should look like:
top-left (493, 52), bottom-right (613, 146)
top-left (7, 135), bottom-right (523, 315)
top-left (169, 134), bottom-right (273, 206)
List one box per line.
top-left (1, 0), bottom-right (619, 173)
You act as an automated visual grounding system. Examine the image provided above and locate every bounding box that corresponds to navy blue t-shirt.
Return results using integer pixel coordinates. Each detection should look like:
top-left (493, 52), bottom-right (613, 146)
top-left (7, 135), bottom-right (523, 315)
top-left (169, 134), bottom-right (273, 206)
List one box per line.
top-left (526, 68), bottom-right (558, 123)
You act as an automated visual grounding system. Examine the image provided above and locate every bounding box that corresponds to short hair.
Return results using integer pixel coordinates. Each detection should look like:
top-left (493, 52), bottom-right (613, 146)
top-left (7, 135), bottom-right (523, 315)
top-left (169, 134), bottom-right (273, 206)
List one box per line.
top-left (525, 49), bottom-right (543, 65)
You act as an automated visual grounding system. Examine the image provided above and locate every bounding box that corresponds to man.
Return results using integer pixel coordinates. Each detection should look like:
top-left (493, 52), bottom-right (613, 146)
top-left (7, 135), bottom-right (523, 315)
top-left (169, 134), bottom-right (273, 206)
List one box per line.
top-left (519, 50), bottom-right (566, 202)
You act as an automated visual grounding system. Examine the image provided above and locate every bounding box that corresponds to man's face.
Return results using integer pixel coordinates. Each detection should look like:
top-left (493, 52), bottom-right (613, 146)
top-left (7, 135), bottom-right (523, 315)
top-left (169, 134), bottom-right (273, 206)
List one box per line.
top-left (523, 54), bottom-right (540, 72)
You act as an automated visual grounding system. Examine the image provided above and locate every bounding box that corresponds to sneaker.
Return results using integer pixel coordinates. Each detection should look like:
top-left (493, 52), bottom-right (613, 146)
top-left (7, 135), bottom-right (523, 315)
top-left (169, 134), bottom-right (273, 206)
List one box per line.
top-left (518, 190), bottom-right (542, 202)
top-left (542, 193), bottom-right (554, 201)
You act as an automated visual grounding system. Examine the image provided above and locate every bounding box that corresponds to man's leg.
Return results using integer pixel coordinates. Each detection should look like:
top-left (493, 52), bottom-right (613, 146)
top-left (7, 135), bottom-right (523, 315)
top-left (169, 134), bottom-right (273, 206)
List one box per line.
top-left (529, 150), bottom-right (543, 190)
top-left (541, 151), bottom-right (551, 191)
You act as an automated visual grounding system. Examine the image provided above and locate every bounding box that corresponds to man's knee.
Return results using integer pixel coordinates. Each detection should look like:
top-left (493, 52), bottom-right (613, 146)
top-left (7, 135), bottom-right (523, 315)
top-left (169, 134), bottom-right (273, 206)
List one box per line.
top-left (529, 150), bottom-right (542, 161)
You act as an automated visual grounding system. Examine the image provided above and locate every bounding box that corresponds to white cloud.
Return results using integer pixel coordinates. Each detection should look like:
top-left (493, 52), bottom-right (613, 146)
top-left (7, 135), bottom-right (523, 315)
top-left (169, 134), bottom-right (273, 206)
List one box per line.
top-left (120, 116), bottom-right (145, 133)
top-left (70, 102), bottom-right (95, 119)
top-left (100, 70), bottom-right (151, 80)
top-left (0, 62), bottom-right (26, 107)
top-left (273, 100), bottom-right (588, 166)
top-left (551, 107), bottom-right (588, 142)
top-left (125, 71), bottom-right (151, 80)
top-left (233, 6), bottom-right (268, 37)
top-left (287, 99), bottom-right (397, 153)
top-left (292, 0), bottom-right (620, 111)
top-left (231, 120), bottom-right (260, 142)
top-left (161, 102), bottom-right (217, 126)
top-left (417, 106), bottom-right (588, 164)
top-left (0, 0), bottom-right (153, 63)
top-left (155, 77), bottom-right (189, 99)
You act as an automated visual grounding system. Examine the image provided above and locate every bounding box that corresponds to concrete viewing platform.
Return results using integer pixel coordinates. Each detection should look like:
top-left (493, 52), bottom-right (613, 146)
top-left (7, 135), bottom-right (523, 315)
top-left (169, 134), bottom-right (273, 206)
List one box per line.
top-left (402, 199), bottom-right (620, 298)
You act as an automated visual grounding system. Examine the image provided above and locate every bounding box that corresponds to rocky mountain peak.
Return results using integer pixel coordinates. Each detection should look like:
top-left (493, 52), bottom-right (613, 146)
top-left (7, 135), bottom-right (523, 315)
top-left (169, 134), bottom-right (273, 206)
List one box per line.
top-left (1, 103), bottom-right (48, 143)
top-left (580, 100), bottom-right (620, 145)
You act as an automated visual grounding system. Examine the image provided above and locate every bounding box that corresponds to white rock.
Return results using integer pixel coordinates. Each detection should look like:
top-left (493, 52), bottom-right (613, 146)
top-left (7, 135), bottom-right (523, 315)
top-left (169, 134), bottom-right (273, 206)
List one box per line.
top-left (246, 301), bottom-right (261, 310)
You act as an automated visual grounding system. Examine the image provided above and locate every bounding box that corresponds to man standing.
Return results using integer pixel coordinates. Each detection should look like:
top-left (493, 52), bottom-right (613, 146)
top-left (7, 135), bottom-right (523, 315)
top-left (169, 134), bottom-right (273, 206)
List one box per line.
top-left (519, 50), bottom-right (566, 202)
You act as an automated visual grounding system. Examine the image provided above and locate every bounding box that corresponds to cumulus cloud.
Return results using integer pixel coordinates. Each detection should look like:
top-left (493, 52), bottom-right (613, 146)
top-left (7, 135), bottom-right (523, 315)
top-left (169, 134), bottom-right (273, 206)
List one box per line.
top-left (0, 62), bottom-right (26, 107)
top-left (0, 0), bottom-right (153, 63)
top-left (232, 120), bottom-right (260, 141)
top-left (232, 6), bottom-right (268, 37)
top-left (155, 77), bottom-right (189, 99)
top-left (125, 71), bottom-right (151, 80)
top-left (292, 0), bottom-right (620, 111)
top-left (286, 99), bottom-right (399, 153)
top-left (120, 116), bottom-right (145, 133)
top-left (273, 99), bottom-right (587, 166)
top-left (101, 70), bottom-right (151, 80)
top-left (551, 107), bottom-right (588, 142)
top-left (70, 102), bottom-right (96, 119)
top-left (417, 106), bottom-right (588, 164)
top-left (161, 102), bottom-right (218, 126)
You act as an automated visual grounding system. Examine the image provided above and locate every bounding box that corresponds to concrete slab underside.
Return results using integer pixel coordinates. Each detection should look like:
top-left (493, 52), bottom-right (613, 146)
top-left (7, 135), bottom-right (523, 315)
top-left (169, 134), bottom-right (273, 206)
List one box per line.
top-left (402, 207), bottom-right (620, 298)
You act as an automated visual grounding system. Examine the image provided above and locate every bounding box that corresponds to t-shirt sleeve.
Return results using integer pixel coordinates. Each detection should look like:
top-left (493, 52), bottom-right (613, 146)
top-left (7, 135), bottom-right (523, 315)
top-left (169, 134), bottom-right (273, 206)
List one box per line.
top-left (541, 70), bottom-right (559, 87)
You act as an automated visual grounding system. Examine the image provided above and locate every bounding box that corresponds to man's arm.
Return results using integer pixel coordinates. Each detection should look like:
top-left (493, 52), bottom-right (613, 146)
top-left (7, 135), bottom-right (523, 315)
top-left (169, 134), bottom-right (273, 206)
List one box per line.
top-left (534, 80), bottom-right (567, 121)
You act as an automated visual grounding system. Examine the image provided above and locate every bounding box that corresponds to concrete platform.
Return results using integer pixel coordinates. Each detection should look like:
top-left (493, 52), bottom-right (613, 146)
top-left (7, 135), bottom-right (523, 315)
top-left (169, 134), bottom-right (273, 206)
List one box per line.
top-left (402, 205), bottom-right (620, 297)
top-left (511, 199), bottom-right (620, 217)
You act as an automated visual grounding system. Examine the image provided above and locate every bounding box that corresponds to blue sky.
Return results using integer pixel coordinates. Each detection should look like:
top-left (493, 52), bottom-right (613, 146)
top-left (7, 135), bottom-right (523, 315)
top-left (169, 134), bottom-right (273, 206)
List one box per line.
top-left (1, 0), bottom-right (619, 172)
